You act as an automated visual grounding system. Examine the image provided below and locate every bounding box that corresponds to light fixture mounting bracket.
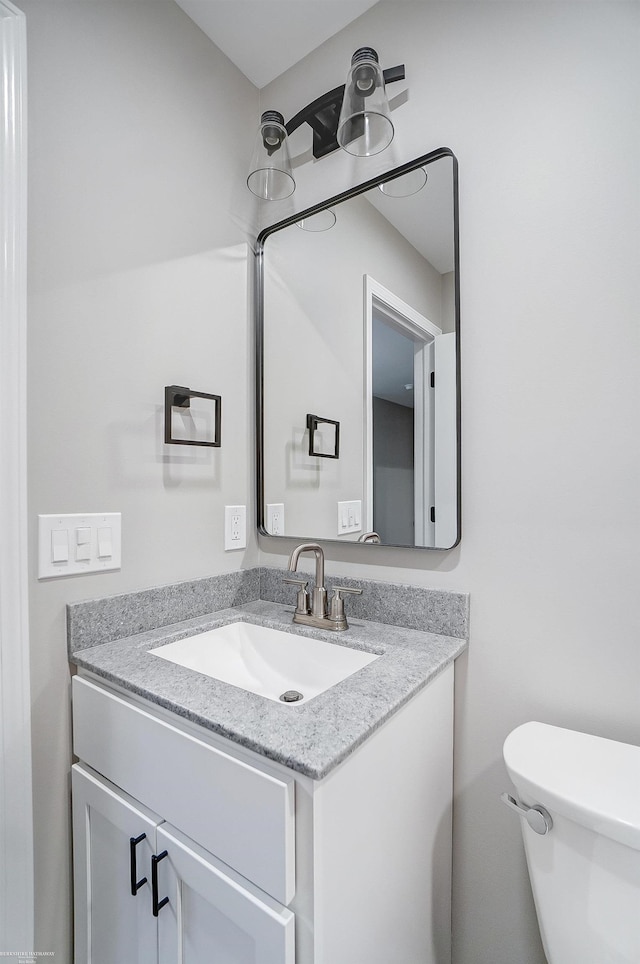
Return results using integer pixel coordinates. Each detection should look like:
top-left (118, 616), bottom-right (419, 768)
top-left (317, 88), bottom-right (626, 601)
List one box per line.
top-left (285, 64), bottom-right (405, 159)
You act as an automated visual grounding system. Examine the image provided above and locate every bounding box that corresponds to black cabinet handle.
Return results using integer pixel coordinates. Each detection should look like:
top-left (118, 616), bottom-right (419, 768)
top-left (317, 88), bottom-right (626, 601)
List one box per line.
top-left (151, 850), bottom-right (169, 916)
top-left (129, 834), bottom-right (147, 896)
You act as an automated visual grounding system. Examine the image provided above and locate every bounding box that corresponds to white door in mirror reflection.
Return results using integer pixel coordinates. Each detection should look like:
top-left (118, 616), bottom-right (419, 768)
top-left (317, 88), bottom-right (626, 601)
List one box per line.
top-left (433, 332), bottom-right (457, 548)
top-left (364, 277), bottom-right (456, 548)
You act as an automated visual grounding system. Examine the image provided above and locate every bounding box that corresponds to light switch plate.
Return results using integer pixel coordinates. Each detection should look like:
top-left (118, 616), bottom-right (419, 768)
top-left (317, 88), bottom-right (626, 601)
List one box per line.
top-left (266, 503), bottom-right (285, 536)
top-left (337, 500), bottom-right (362, 536)
top-left (38, 513), bottom-right (121, 578)
top-left (224, 505), bottom-right (246, 550)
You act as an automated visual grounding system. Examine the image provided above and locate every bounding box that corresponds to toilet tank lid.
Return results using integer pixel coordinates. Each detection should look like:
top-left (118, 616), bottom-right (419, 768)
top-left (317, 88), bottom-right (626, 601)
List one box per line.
top-left (503, 722), bottom-right (640, 851)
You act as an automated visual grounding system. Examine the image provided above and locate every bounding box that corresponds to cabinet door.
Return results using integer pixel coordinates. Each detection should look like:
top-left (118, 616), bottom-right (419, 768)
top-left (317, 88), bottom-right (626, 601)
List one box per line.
top-left (72, 764), bottom-right (161, 964)
top-left (155, 824), bottom-right (295, 964)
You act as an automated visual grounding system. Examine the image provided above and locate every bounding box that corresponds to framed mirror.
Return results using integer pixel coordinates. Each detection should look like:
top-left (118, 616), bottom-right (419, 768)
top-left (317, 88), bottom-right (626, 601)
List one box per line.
top-left (256, 148), bottom-right (460, 550)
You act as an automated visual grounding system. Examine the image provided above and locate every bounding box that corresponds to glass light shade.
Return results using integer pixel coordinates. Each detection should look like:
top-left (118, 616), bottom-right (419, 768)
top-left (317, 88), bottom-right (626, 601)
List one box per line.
top-left (295, 209), bottom-right (337, 232)
top-left (247, 110), bottom-right (295, 201)
top-left (378, 168), bottom-right (428, 197)
top-left (337, 48), bottom-right (394, 157)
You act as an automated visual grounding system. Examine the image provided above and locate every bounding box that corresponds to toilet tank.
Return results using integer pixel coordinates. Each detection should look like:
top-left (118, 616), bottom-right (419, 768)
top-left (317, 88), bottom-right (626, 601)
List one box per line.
top-left (503, 722), bottom-right (640, 964)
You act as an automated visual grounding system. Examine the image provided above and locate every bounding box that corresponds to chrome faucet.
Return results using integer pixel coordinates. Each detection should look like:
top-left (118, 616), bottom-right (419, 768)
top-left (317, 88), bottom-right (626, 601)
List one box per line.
top-left (358, 531), bottom-right (381, 544)
top-left (283, 543), bottom-right (362, 631)
top-left (286, 543), bottom-right (327, 618)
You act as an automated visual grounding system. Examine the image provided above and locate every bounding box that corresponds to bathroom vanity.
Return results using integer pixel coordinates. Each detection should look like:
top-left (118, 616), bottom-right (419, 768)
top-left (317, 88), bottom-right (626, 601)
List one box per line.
top-left (69, 578), bottom-right (467, 964)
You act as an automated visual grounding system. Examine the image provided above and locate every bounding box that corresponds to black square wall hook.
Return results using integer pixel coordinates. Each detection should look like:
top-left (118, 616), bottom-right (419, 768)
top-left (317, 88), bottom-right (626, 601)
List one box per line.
top-left (164, 385), bottom-right (222, 447)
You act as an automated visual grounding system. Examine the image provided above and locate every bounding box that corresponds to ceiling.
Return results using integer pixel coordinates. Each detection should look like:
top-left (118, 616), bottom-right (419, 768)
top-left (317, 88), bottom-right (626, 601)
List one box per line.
top-left (173, 0), bottom-right (380, 88)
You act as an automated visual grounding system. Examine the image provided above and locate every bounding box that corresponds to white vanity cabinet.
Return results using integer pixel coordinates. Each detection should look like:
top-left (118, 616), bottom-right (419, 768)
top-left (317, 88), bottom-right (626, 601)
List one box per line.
top-left (72, 676), bottom-right (295, 964)
top-left (73, 766), bottom-right (294, 964)
top-left (72, 662), bottom-right (454, 964)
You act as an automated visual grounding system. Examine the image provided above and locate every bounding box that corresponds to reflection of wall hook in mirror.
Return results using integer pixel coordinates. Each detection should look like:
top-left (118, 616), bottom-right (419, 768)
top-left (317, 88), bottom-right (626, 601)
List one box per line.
top-left (306, 414), bottom-right (340, 459)
top-left (164, 385), bottom-right (222, 447)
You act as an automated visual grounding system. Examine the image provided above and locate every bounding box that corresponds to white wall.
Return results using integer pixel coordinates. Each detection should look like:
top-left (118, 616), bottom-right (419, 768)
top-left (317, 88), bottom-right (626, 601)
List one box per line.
top-left (259, 4), bottom-right (640, 963)
top-left (19, 1), bottom-right (258, 957)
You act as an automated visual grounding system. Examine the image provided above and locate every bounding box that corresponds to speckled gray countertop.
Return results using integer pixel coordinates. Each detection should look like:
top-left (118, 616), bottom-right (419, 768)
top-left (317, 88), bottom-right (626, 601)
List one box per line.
top-left (70, 598), bottom-right (466, 780)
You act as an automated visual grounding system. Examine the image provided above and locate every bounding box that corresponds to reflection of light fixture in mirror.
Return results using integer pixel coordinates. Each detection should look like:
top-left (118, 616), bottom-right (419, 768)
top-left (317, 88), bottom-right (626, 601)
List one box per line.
top-left (337, 48), bottom-right (394, 156)
top-left (379, 167), bottom-right (428, 197)
top-left (295, 209), bottom-right (337, 232)
top-left (247, 52), bottom-right (405, 199)
top-left (247, 111), bottom-right (295, 200)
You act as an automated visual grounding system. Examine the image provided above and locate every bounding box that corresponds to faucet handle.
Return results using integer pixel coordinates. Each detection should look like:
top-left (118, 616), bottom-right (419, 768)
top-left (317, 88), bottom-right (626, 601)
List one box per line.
top-left (333, 585), bottom-right (363, 598)
top-left (282, 577), bottom-right (310, 616)
top-left (328, 585), bottom-right (362, 627)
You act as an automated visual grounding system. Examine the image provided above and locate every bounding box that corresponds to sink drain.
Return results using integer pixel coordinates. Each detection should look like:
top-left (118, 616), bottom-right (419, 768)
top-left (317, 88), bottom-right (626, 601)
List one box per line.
top-left (279, 690), bottom-right (303, 703)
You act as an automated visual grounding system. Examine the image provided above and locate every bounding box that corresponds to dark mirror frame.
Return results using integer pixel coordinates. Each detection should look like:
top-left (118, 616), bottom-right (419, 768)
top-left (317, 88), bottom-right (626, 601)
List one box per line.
top-left (255, 147), bottom-right (461, 550)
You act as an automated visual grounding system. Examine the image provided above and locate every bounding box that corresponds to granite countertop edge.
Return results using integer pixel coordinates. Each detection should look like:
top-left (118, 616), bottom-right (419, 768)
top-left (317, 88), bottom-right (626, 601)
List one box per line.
top-left (70, 600), bottom-right (467, 780)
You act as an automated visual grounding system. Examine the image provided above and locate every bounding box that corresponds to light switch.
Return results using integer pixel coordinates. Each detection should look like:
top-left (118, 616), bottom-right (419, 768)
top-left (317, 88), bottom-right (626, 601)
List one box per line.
top-left (97, 526), bottom-right (112, 559)
top-left (38, 513), bottom-right (121, 578)
top-left (337, 500), bottom-right (362, 536)
top-left (51, 529), bottom-right (69, 563)
top-left (75, 527), bottom-right (91, 561)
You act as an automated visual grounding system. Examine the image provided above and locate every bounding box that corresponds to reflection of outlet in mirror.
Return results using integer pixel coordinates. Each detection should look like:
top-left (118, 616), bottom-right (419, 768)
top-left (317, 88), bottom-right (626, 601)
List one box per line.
top-left (337, 500), bottom-right (362, 536)
top-left (266, 503), bottom-right (285, 536)
top-left (224, 505), bottom-right (246, 550)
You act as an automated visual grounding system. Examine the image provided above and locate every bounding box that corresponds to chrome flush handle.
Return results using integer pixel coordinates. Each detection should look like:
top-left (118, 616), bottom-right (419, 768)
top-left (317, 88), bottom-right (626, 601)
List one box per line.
top-left (500, 792), bottom-right (553, 835)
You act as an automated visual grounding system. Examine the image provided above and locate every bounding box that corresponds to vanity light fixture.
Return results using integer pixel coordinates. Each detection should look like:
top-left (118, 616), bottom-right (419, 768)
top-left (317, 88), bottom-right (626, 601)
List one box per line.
top-left (247, 111), bottom-right (295, 201)
top-left (337, 47), bottom-right (394, 157)
top-left (247, 48), bottom-right (405, 201)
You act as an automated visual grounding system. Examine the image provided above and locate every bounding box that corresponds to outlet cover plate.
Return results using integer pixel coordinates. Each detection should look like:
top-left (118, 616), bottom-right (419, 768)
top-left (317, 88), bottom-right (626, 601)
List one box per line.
top-left (266, 503), bottom-right (285, 536)
top-left (337, 500), bottom-right (362, 536)
top-left (224, 505), bottom-right (247, 550)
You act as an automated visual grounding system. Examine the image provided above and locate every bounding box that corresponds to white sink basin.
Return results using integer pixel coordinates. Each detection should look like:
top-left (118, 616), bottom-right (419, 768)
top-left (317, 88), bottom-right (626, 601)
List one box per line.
top-left (147, 621), bottom-right (378, 705)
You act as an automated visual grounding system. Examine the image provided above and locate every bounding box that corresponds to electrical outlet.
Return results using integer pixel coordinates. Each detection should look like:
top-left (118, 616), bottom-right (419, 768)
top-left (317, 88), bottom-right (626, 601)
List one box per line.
top-left (266, 503), bottom-right (285, 536)
top-left (224, 505), bottom-right (246, 550)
